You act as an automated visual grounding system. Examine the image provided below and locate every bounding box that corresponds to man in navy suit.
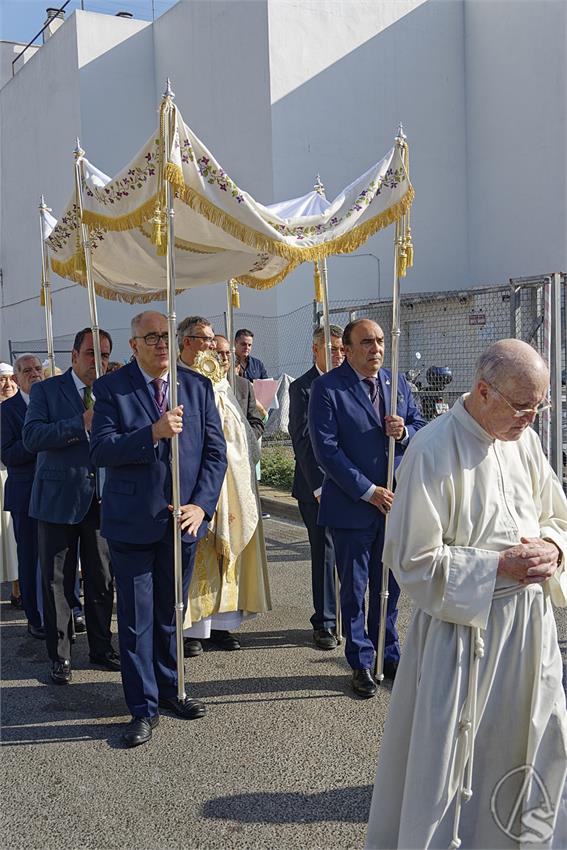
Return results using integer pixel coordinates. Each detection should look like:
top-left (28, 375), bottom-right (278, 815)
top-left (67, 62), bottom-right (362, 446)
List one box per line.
top-left (289, 324), bottom-right (344, 650)
top-left (90, 311), bottom-right (227, 748)
top-left (234, 328), bottom-right (268, 381)
top-left (0, 354), bottom-right (44, 637)
top-left (23, 329), bottom-right (118, 685)
top-left (308, 319), bottom-right (426, 697)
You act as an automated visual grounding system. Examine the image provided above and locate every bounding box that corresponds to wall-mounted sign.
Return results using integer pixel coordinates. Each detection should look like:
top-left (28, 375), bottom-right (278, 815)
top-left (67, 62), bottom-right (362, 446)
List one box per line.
top-left (469, 311), bottom-right (486, 326)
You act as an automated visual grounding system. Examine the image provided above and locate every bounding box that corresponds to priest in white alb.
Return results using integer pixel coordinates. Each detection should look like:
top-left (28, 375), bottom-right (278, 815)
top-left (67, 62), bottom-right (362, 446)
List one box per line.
top-left (365, 339), bottom-right (567, 850)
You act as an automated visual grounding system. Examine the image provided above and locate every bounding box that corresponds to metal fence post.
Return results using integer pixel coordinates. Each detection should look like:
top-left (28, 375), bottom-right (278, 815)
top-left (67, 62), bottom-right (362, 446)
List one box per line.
top-left (549, 272), bottom-right (563, 476)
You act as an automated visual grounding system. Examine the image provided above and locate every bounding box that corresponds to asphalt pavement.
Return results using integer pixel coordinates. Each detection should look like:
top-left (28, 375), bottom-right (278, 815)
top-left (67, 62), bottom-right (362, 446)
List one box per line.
top-left (1, 516), bottom-right (565, 850)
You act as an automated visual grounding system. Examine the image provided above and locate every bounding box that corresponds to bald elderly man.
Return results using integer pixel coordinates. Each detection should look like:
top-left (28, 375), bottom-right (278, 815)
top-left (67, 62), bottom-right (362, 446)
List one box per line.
top-left (365, 340), bottom-right (567, 850)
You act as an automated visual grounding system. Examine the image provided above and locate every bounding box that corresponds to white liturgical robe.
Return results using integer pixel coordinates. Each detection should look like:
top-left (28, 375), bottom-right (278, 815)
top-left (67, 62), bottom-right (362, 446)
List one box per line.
top-left (365, 396), bottom-right (567, 850)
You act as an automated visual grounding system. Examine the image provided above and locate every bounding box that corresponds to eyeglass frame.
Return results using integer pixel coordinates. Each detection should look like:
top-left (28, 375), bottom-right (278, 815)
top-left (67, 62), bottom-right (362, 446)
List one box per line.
top-left (486, 380), bottom-right (551, 418)
top-left (133, 332), bottom-right (170, 347)
top-left (184, 334), bottom-right (216, 343)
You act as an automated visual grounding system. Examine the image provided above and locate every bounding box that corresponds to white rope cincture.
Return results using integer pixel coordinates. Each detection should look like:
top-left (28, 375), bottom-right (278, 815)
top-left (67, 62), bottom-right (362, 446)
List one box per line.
top-left (449, 625), bottom-right (485, 850)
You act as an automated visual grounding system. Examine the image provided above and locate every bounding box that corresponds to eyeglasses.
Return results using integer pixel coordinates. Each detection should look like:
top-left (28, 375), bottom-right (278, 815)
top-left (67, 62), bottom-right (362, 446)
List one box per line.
top-left (186, 335), bottom-right (216, 343)
top-left (487, 382), bottom-right (551, 417)
top-left (133, 333), bottom-right (169, 347)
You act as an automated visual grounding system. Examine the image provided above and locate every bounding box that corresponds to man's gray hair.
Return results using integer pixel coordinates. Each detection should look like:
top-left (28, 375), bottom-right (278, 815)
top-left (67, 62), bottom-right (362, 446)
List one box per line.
top-left (130, 311), bottom-right (167, 336)
top-left (14, 353), bottom-right (41, 372)
top-left (177, 316), bottom-right (212, 349)
top-left (313, 324), bottom-right (344, 345)
top-left (473, 340), bottom-right (548, 386)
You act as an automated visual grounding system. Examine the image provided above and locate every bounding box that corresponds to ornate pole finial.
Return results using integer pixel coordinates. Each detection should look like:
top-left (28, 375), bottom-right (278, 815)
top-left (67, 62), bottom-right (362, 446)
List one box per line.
top-left (314, 174), bottom-right (326, 197)
top-left (74, 137), bottom-right (85, 160)
top-left (164, 78), bottom-right (175, 99)
top-left (395, 123), bottom-right (406, 144)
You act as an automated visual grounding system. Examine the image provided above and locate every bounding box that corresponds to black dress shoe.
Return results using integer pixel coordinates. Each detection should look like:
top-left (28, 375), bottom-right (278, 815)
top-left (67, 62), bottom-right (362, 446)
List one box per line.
top-left (183, 638), bottom-right (203, 657)
top-left (351, 668), bottom-right (377, 698)
top-left (313, 628), bottom-right (338, 650)
top-left (89, 649), bottom-right (121, 671)
top-left (10, 594), bottom-right (23, 609)
top-left (73, 614), bottom-right (87, 634)
top-left (122, 715), bottom-right (159, 748)
top-left (27, 623), bottom-right (45, 640)
top-left (383, 660), bottom-right (398, 681)
top-left (158, 695), bottom-right (206, 719)
top-left (51, 660), bottom-right (72, 685)
top-left (207, 629), bottom-right (241, 650)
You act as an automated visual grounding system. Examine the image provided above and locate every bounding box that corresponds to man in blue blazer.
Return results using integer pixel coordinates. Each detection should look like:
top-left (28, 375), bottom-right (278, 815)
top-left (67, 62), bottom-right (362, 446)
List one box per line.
top-left (234, 328), bottom-right (268, 381)
top-left (0, 354), bottom-right (45, 637)
top-left (308, 319), bottom-right (426, 697)
top-left (90, 311), bottom-right (227, 748)
top-left (289, 324), bottom-right (344, 650)
top-left (23, 329), bottom-right (118, 685)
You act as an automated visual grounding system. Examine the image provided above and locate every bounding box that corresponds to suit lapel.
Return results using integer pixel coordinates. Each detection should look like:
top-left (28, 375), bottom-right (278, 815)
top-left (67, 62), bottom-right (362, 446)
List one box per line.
top-left (14, 392), bottom-right (27, 422)
top-left (342, 362), bottom-right (381, 426)
top-left (128, 360), bottom-right (160, 424)
top-left (378, 370), bottom-right (392, 418)
top-left (60, 368), bottom-right (84, 415)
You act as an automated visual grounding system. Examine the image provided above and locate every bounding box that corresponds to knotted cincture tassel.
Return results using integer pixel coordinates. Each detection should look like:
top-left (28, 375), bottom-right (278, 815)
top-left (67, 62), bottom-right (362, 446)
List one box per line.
top-left (231, 280), bottom-right (240, 309)
top-left (152, 202), bottom-right (163, 247)
top-left (313, 261), bottom-right (323, 303)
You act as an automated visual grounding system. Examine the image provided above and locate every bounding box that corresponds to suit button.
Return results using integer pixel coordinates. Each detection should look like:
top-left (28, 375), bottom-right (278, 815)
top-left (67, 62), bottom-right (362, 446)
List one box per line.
top-left (88, 473), bottom-right (95, 479)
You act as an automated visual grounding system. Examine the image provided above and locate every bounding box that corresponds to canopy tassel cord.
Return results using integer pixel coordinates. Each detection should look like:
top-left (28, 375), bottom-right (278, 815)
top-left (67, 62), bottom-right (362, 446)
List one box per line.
top-left (231, 280), bottom-right (240, 309)
top-left (449, 626), bottom-right (485, 850)
top-left (226, 280), bottom-right (236, 389)
top-left (39, 195), bottom-right (56, 378)
top-left (152, 92), bottom-right (174, 256)
top-left (74, 138), bottom-right (102, 378)
top-left (313, 261), bottom-right (324, 303)
top-left (401, 141), bottom-right (414, 271)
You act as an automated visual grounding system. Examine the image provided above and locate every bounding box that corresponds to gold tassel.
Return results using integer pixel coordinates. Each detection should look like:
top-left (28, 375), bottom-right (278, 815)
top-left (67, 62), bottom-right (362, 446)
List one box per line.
top-left (40, 287), bottom-right (45, 307)
top-left (405, 229), bottom-right (414, 269)
top-left (397, 243), bottom-right (407, 278)
top-left (313, 262), bottom-right (323, 302)
top-left (156, 233), bottom-right (167, 256)
top-left (74, 250), bottom-right (87, 275)
top-left (231, 281), bottom-right (240, 309)
top-left (152, 203), bottom-right (162, 247)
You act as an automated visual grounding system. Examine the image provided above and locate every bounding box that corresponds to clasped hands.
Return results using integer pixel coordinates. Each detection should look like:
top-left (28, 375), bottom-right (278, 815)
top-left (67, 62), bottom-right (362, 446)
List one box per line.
top-left (498, 537), bottom-right (561, 584)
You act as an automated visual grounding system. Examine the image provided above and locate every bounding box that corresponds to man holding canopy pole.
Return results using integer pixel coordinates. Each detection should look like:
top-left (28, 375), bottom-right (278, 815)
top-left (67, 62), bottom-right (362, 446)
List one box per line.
top-left (90, 310), bottom-right (226, 748)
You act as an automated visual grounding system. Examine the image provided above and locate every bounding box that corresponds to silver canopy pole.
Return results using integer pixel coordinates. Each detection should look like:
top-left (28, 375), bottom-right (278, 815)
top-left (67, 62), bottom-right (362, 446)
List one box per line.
top-left (375, 125), bottom-right (406, 683)
top-left (74, 139), bottom-right (102, 378)
top-left (39, 196), bottom-right (56, 377)
top-left (162, 80), bottom-right (186, 703)
top-left (317, 256), bottom-right (342, 645)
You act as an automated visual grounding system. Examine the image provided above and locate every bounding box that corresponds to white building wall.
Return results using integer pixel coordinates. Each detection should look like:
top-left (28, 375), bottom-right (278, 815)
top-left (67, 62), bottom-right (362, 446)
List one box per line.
top-left (464, 0), bottom-right (567, 283)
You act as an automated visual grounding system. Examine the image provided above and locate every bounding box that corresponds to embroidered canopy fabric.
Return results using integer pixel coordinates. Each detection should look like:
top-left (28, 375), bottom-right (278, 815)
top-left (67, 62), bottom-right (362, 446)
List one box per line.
top-left (48, 104), bottom-right (413, 303)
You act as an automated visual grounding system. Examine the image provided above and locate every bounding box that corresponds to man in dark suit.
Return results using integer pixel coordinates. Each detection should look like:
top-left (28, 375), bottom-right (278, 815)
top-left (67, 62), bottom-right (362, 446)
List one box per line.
top-left (90, 311), bottom-right (227, 747)
top-left (308, 319), bottom-right (426, 697)
top-left (234, 328), bottom-right (268, 381)
top-left (215, 335), bottom-right (264, 440)
top-left (23, 328), bottom-right (118, 685)
top-left (289, 324), bottom-right (344, 650)
top-left (0, 354), bottom-right (44, 637)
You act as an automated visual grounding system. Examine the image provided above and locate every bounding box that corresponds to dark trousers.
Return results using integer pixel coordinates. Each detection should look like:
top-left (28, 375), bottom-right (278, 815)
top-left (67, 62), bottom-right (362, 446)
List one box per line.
top-left (38, 498), bottom-right (114, 663)
top-left (109, 528), bottom-right (197, 719)
top-left (11, 512), bottom-right (42, 629)
top-left (298, 500), bottom-right (336, 631)
top-left (331, 521), bottom-right (400, 670)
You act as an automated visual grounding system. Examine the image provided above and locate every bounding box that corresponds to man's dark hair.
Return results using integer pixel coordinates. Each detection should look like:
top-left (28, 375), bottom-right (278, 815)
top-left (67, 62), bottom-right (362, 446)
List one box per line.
top-left (342, 318), bottom-right (379, 347)
top-left (72, 327), bottom-right (113, 353)
top-left (235, 328), bottom-right (254, 341)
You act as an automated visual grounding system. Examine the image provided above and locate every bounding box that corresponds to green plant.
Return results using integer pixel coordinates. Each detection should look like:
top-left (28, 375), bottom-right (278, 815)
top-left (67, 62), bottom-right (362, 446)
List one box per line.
top-left (260, 447), bottom-right (295, 491)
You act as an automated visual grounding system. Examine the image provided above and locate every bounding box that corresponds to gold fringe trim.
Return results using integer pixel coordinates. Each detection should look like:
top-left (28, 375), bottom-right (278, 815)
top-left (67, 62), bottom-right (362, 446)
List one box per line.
top-left (164, 161), bottom-right (414, 263)
top-left (50, 253), bottom-right (182, 304)
top-left (234, 258), bottom-right (301, 291)
top-left (82, 193), bottom-right (159, 233)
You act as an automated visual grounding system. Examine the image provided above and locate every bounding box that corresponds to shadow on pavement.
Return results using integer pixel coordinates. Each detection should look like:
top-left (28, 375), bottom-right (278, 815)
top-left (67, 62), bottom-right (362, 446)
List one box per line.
top-left (202, 784), bottom-right (374, 823)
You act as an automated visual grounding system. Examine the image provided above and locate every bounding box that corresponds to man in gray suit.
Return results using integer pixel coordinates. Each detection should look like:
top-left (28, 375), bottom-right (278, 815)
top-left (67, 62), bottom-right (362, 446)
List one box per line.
top-left (23, 328), bottom-right (119, 684)
top-left (214, 335), bottom-right (264, 440)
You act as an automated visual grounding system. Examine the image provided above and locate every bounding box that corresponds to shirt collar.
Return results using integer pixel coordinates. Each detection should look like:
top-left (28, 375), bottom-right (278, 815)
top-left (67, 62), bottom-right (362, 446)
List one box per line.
top-left (347, 361), bottom-right (379, 383)
top-left (19, 390), bottom-right (30, 405)
top-left (71, 368), bottom-right (87, 393)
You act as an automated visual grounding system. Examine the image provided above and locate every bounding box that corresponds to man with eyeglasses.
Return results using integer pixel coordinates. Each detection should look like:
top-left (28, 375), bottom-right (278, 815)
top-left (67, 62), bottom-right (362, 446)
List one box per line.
top-left (177, 315), bottom-right (216, 368)
top-left (1, 354), bottom-right (45, 639)
top-left (90, 311), bottom-right (227, 747)
top-left (23, 329), bottom-right (118, 685)
top-left (365, 339), bottom-right (567, 850)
